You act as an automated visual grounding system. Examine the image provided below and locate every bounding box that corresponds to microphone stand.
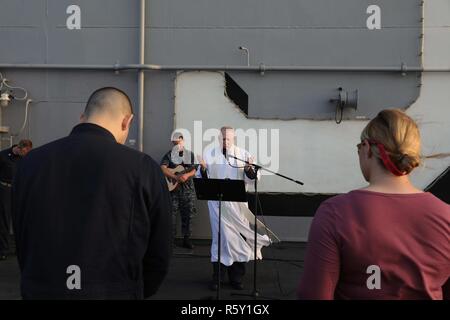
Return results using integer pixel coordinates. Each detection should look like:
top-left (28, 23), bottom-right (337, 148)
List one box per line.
top-left (217, 193), bottom-right (223, 300)
top-left (227, 154), bottom-right (303, 299)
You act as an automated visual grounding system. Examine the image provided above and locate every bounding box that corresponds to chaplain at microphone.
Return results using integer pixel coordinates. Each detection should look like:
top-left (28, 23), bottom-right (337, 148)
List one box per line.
top-left (199, 126), bottom-right (264, 291)
top-left (222, 144), bottom-right (256, 179)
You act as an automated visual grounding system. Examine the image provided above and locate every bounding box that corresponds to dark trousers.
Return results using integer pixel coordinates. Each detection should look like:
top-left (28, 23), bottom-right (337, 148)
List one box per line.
top-left (171, 187), bottom-right (196, 238)
top-left (0, 184), bottom-right (12, 255)
top-left (212, 262), bottom-right (246, 284)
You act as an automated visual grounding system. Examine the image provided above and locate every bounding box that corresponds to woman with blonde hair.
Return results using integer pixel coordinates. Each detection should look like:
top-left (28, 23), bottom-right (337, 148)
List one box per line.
top-left (297, 109), bottom-right (449, 299)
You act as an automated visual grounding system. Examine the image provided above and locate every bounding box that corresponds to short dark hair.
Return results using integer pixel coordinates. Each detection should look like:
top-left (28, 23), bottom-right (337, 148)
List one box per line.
top-left (84, 87), bottom-right (133, 118)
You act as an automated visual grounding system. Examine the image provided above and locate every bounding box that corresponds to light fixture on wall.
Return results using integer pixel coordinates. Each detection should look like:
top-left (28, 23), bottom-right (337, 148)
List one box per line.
top-left (238, 46), bottom-right (250, 66)
top-left (0, 72), bottom-right (28, 107)
top-left (0, 92), bottom-right (12, 107)
top-left (0, 72), bottom-right (31, 141)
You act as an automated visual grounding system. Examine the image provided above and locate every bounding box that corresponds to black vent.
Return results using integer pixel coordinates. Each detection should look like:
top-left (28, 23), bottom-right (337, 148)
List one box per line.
top-left (425, 167), bottom-right (450, 204)
top-left (225, 73), bottom-right (248, 116)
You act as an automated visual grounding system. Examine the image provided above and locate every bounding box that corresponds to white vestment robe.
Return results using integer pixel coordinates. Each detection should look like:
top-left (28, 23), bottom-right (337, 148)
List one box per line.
top-left (200, 145), bottom-right (274, 266)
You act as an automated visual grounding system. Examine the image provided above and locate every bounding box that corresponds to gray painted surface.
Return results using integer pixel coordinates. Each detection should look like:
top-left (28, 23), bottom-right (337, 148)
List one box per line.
top-left (143, 71), bottom-right (176, 159)
top-left (1, 0), bottom-right (422, 120)
top-left (1, 70), bottom-right (140, 148)
top-left (227, 71), bottom-right (421, 120)
top-left (0, 0), bottom-right (139, 64)
top-left (147, 0), bottom-right (422, 66)
top-left (146, 0), bottom-right (423, 119)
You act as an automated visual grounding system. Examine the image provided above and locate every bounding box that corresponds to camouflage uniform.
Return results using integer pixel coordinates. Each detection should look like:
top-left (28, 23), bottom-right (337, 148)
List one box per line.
top-left (161, 148), bottom-right (197, 239)
top-left (170, 182), bottom-right (197, 238)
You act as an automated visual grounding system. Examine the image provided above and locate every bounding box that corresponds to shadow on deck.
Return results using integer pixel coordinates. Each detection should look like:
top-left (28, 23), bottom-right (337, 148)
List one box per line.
top-left (0, 239), bottom-right (305, 300)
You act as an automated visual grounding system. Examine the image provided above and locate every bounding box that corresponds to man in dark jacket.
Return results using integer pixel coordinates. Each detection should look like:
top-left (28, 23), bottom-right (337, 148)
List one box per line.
top-left (12, 87), bottom-right (171, 299)
top-left (0, 140), bottom-right (33, 260)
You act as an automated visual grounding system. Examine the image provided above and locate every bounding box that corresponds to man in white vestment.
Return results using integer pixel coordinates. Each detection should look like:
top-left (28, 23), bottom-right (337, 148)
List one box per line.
top-left (198, 126), bottom-right (272, 291)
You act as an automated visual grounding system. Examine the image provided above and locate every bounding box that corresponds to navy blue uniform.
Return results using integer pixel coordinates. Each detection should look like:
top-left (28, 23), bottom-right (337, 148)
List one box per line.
top-left (13, 123), bottom-right (171, 299)
top-left (0, 146), bottom-right (22, 257)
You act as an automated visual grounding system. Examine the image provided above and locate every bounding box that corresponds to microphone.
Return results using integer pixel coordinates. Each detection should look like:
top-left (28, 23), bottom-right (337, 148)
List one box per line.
top-left (222, 148), bottom-right (227, 159)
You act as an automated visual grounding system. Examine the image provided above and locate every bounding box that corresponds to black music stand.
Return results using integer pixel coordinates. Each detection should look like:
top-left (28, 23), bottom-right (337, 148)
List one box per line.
top-left (193, 178), bottom-right (247, 300)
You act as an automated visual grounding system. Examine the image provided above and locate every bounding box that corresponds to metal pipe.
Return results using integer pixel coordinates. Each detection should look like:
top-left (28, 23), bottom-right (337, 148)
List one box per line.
top-left (1, 63), bottom-right (450, 72)
top-left (138, 0), bottom-right (146, 152)
top-left (0, 64), bottom-right (119, 70)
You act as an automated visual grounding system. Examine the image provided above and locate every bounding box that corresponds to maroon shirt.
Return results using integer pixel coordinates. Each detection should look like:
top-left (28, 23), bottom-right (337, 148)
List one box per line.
top-left (298, 190), bottom-right (450, 300)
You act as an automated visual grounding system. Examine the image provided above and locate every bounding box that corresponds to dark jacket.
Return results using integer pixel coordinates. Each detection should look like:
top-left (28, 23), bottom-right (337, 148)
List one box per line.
top-left (12, 123), bottom-right (171, 299)
top-left (0, 145), bottom-right (22, 184)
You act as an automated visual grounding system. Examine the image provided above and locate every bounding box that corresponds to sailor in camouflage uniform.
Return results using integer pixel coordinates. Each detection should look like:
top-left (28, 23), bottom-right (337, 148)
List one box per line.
top-left (160, 132), bottom-right (197, 249)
